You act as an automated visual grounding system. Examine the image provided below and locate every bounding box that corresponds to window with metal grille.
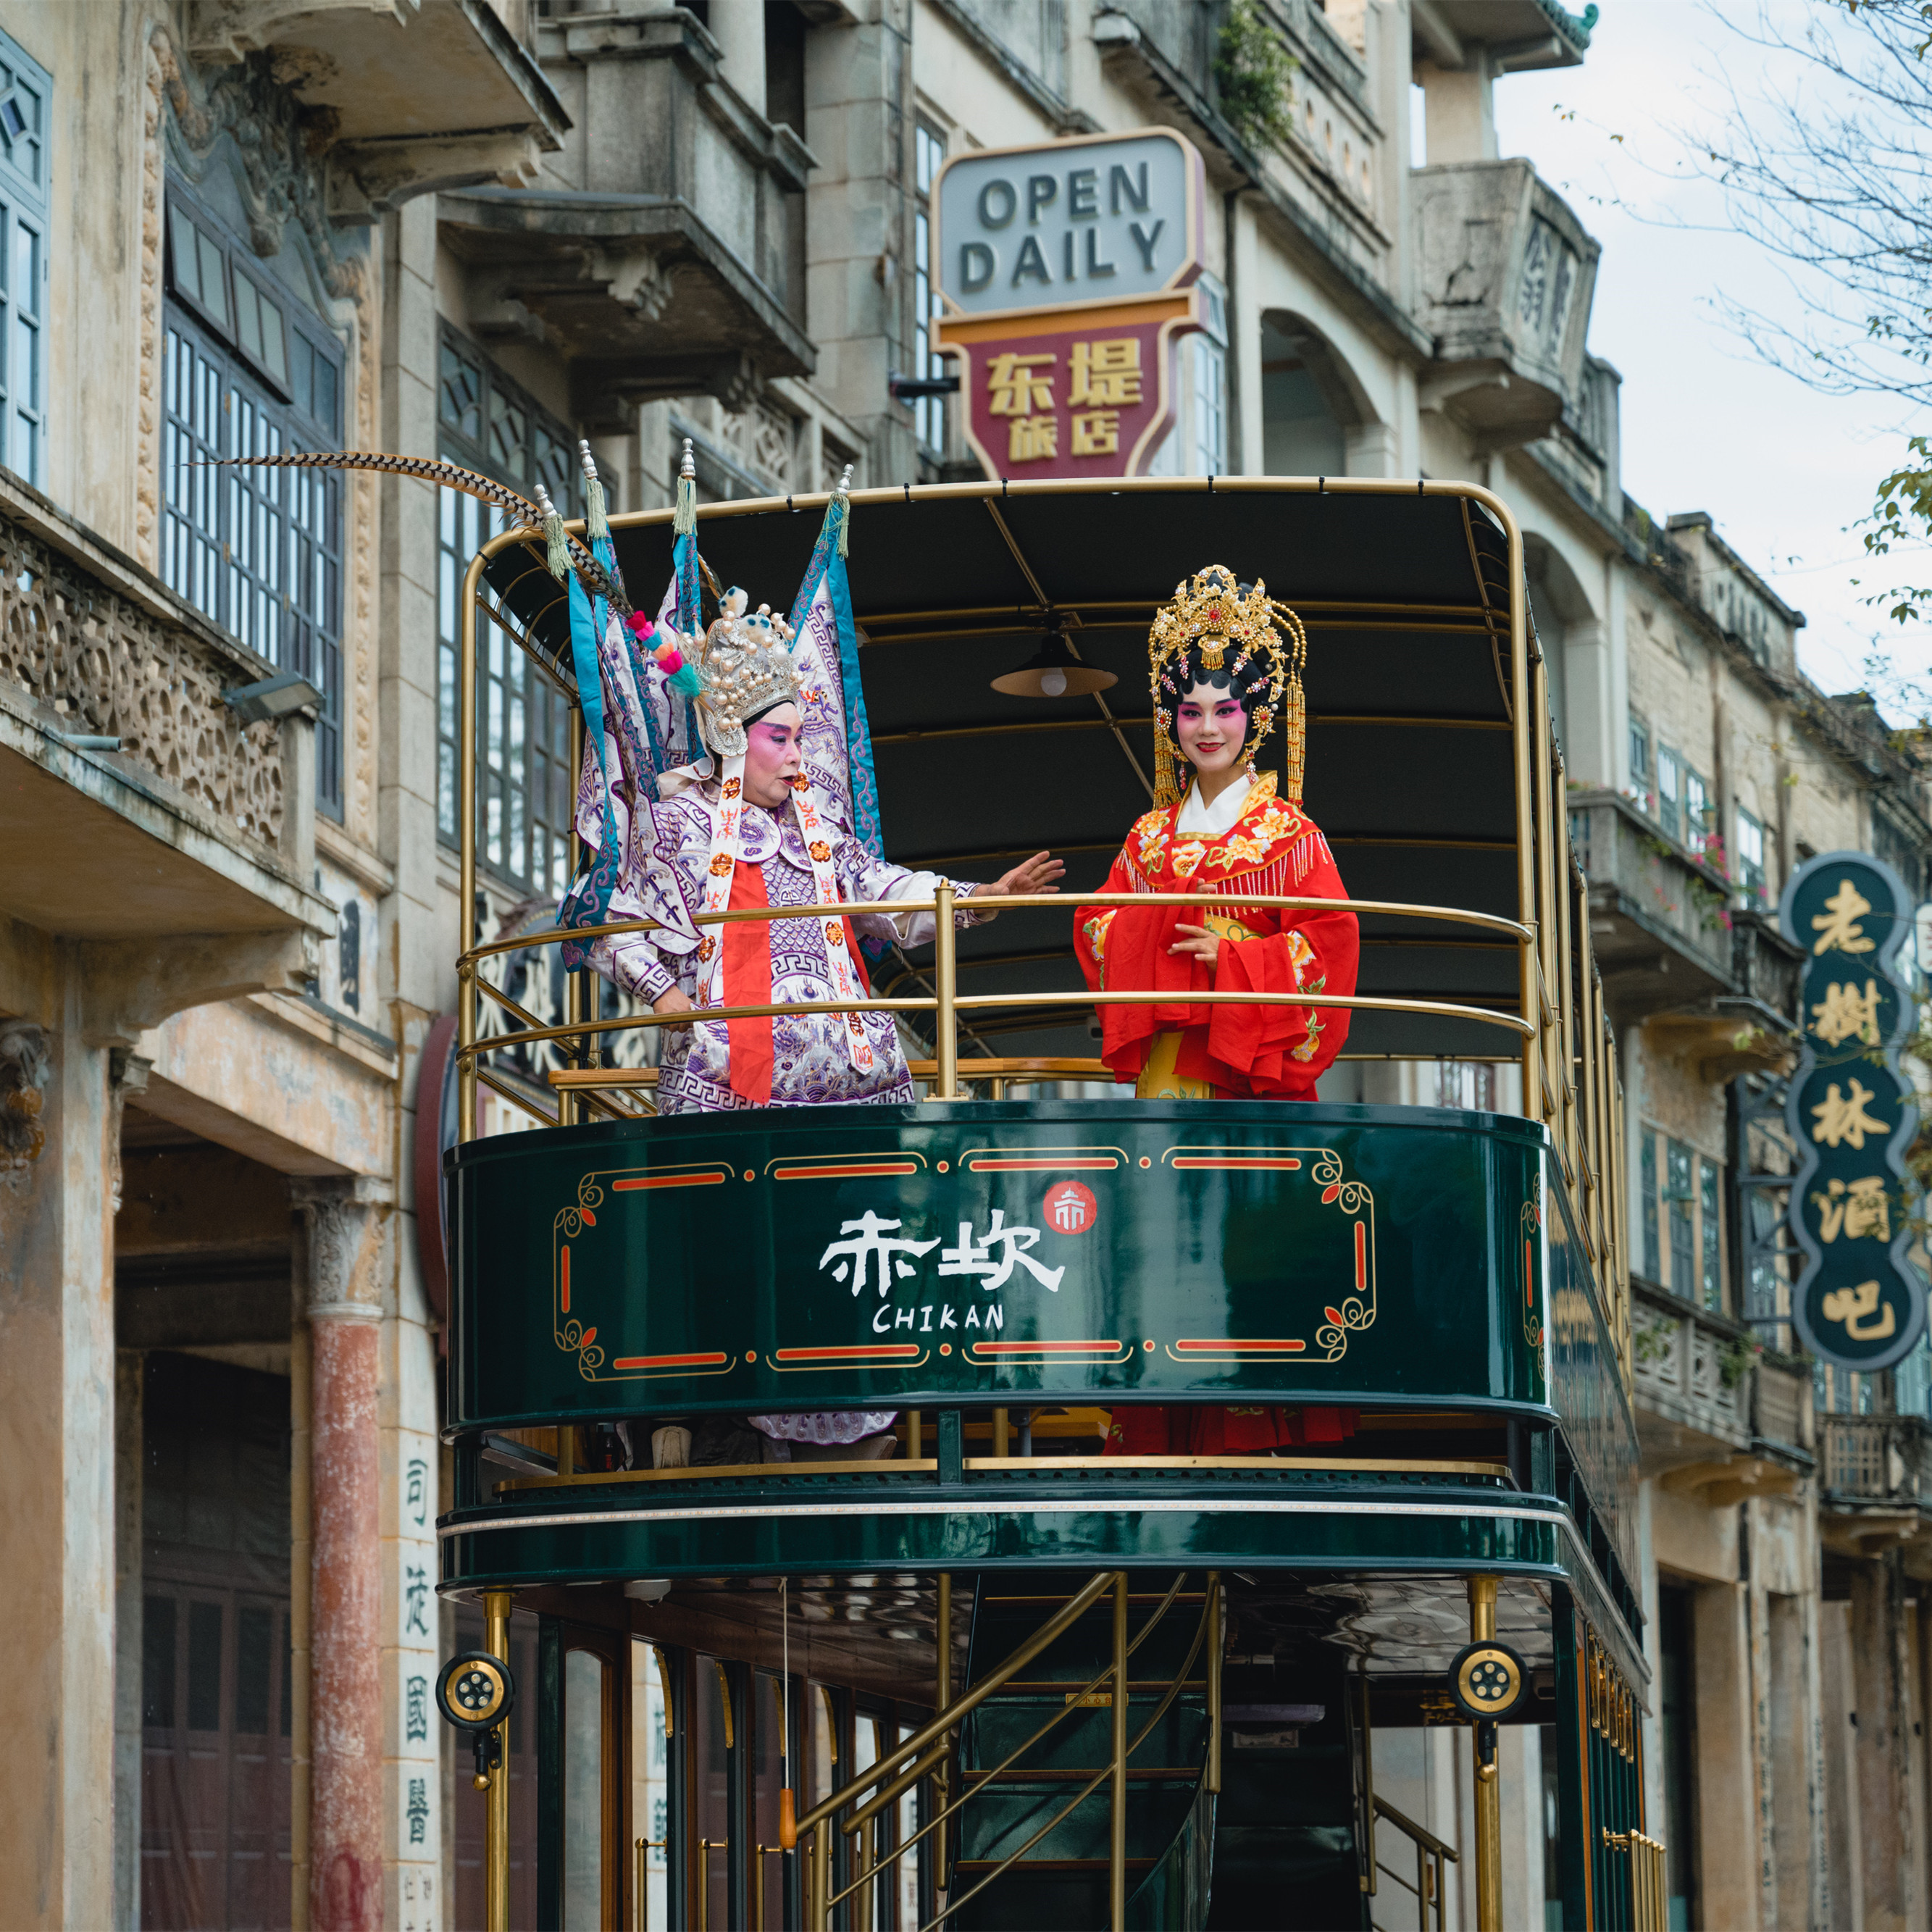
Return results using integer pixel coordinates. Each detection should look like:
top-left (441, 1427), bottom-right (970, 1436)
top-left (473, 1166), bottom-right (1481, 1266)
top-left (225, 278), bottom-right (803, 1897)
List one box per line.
top-left (1640, 1131), bottom-right (1660, 1282)
top-left (435, 326), bottom-right (578, 898)
top-left (0, 29), bottom-right (48, 490)
top-left (1736, 807), bottom-right (1767, 908)
top-left (1699, 1158), bottom-right (1722, 1310)
top-left (159, 188), bottom-right (345, 816)
top-left (1666, 1139), bottom-right (1695, 1294)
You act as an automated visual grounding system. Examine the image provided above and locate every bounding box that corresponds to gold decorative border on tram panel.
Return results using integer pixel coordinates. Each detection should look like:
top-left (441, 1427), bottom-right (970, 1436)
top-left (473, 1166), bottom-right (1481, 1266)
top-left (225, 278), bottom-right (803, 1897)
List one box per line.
top-left (1522, 1182), bottom-right (1547, 1379)
top-left (1157, 1147), bottom-right (1375, 1364)
top-left (552, 1166), bottom-right (740, 1381)
top-left (764, 1150), bottom-right (931, 1181)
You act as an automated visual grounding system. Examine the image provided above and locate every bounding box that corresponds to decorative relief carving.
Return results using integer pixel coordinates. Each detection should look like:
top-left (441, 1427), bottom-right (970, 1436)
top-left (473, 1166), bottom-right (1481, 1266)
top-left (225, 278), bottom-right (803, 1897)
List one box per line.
top-left (0, 513), bottom-right (286, 845)
top-left (0, 1021), bottom-right (51, 1174)
top-left (716, 396), bottom-right (798, 490)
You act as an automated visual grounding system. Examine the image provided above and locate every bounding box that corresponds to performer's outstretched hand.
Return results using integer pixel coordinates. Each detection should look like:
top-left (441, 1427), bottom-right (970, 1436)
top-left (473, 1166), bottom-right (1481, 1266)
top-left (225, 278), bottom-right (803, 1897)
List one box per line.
top-left (984, 851), bottom-right (1064, 898)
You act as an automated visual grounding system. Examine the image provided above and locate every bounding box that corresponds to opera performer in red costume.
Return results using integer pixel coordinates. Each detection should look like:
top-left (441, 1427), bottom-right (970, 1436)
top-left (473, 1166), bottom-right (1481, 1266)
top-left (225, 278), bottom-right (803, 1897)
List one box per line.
top-left (1074, 564), bottom-right (1361, 1458)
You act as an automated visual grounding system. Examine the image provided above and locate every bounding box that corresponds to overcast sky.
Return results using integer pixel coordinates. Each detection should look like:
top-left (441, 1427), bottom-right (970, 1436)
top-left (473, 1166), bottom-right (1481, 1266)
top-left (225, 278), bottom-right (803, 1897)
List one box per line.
top-left (1478, 0), bottom-right (1932, 711)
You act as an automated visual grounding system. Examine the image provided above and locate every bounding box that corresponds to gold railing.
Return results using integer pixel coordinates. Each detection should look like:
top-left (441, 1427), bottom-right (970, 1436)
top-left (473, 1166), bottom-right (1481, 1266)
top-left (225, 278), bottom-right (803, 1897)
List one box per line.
top-left (455, 477), bottom-right (1631, 1383)
top-left (1371, 1794), bottom-right (1458, 1932)
top-left (771, 1570), bottom-right (1221, 1932)
top-left (1604, 1830), bottom-right (1669, 1931)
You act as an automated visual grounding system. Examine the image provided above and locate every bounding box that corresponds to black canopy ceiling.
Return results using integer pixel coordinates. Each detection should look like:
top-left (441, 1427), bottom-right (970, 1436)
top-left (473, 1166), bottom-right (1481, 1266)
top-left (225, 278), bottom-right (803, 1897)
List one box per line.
top-left (480, 482), bottom-right (1530, 1064)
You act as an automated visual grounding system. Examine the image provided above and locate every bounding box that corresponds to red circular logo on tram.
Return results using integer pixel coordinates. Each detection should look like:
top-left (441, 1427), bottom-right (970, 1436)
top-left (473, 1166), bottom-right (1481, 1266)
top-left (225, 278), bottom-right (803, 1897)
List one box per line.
top-left (1044, 1181), bottom-right (1098, 1235)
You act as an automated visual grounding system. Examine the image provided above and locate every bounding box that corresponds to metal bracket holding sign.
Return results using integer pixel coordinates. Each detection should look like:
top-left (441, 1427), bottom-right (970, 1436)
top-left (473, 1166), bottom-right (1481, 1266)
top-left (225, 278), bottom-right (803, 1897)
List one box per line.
top-left (931, 127), bottom-right (1208, 480)
top-left (1778, 850), bottom-right (1928, 1372)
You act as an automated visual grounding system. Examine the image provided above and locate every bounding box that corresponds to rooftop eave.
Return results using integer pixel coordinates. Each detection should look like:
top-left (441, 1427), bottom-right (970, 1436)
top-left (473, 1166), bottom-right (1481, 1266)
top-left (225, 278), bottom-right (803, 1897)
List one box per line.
top-left (1413, 0), bottom-right (1593, 70)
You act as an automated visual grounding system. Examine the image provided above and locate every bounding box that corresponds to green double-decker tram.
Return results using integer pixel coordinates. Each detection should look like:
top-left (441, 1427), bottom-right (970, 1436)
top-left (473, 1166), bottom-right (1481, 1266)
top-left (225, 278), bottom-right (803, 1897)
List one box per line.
top-left (438, 480), bottom-right (1657, 1931)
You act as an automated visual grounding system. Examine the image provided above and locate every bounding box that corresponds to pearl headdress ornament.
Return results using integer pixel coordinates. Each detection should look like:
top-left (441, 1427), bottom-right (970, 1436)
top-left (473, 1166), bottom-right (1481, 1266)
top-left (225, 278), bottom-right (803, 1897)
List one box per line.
top-left (689, 587), bottom-right (800, 758)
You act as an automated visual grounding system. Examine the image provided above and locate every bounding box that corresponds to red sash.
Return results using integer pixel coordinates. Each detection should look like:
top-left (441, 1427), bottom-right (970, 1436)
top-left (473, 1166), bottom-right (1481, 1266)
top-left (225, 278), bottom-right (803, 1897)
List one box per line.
top-left (724, 861), bottom-right (775, 1106)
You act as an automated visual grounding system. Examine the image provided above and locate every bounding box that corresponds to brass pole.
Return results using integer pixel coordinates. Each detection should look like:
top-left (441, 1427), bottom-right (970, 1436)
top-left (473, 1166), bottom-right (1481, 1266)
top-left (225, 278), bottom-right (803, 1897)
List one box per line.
top-left (635, 1838), bottom-right (651, 1932)
top-left (993, 1408), bottom-right (1008, 1460)
top-left (457, 551), bottom-right (488, 1142)
top-left (1468, 1576), bottom-right (1502, 1932)
top-left (936, 1572), bottom-right (953, 1891)
top-left (1206, 1574), bottom-right (1222, 1797)
top-left (1359, 1661), bottom-right (1373, 1896)
top-left (483, 1588), bottom-right (511, 1932)
top-left (753, 1844), bottom-right (766, 1932)
top-left (809, 1826), bottom-right (829, 1932)
top-left (695, 1839), bottom-right (714, 1932)
top-left (932, 882), bottom-right (960, 1099)
top-left (1111, 1571), bottom-right (1129, 1932)
top-left (1505, 513), bottom-right (1539, 1131)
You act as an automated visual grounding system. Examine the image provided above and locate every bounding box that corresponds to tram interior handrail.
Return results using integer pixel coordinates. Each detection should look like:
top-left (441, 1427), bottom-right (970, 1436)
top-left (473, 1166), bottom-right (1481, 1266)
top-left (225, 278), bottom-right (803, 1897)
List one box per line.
top-left (790, 1571), bottom-right (1221, 1932)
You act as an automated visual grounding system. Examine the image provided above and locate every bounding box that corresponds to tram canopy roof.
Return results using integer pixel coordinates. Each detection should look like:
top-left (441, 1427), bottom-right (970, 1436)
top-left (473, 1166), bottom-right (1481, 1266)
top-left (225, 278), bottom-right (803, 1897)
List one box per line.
top-left (480, 480), bottom-right (1536, 1063)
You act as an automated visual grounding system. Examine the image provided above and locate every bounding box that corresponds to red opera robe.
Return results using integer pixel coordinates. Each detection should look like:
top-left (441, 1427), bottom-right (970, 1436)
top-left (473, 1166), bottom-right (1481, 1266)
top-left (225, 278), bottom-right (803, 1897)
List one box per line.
top-left (1074, 770), bottom-right (1362, 1456)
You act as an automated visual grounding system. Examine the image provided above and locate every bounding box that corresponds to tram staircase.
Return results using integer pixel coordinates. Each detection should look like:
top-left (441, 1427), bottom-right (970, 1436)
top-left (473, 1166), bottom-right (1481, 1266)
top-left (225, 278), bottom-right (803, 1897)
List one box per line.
top-left (953, 1572), bottom-right (1215, 1930)
top-left (795, 1570), bottom-right (1397, 1930)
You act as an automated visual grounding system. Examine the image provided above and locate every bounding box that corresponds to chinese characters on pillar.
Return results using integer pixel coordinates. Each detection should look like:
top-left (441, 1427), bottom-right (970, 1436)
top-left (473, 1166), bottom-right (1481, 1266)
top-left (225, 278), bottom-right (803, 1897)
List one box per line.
top-left (1783, 855), bottom-right (1928, 1368)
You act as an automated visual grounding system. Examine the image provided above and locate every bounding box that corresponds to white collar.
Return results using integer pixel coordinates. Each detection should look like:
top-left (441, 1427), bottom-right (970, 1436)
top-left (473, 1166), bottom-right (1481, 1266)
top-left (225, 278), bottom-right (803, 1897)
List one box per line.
top-left (1175, 771), bottom-right (1260, 838)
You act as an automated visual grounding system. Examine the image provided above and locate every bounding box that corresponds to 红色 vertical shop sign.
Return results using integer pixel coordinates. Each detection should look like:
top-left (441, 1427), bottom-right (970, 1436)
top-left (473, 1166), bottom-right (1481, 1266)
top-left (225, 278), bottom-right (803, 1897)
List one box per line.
top-left (932, 128), bottom-right (1208, 480)
top-left (1779, 850), bottom-right (1928, 1371)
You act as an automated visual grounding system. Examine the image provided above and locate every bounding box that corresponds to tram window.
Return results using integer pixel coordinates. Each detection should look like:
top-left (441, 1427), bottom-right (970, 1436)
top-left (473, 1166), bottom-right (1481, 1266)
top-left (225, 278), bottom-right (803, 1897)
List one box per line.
top-left (898, 1719), bottom-right (924, 1930)
top-left (563, 1649), bottom-right (606, 1931)
top-left (809, 1682), bottom-right (839, 1809)
top-left (693, 1657), bottom-right (732, 1932)
top-left (631, 1643), bottom-right (672, 1932)
top-left (753, 1672), bottom-right (787, 1928)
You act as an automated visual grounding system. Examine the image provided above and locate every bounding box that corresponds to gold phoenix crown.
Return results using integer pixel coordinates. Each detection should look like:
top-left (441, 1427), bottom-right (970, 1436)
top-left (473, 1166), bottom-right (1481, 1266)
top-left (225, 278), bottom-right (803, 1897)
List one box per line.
top-left (691, 587), bottom-right (800, 758)
top-left (1147, 564), bottom-right (1309, 808)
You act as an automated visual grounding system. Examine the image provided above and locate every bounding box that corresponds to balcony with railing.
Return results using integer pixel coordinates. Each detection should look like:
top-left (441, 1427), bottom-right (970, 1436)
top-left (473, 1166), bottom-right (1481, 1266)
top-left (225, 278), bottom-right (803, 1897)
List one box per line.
top-left (1818, 1414), bottom-right (1931, 1559)
top-left (439, 4), bottom-right (815, 422)
top-left (0, 469), bottom-right (330, 1013)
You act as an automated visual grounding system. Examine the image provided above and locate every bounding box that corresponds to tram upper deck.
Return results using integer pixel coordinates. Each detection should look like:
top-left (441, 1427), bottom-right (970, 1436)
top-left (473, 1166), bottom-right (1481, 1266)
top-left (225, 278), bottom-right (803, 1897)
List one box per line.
top-left (440, 478), bottom-right (1642, 1685)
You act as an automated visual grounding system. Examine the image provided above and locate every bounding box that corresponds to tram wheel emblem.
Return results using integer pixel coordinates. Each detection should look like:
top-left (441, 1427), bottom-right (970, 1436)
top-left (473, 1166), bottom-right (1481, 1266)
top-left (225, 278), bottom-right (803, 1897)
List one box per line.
top-left (1447, 1640), bottom-right (1528, 1721)
top-left (1045, 1180), bottom-right (1098, 1234)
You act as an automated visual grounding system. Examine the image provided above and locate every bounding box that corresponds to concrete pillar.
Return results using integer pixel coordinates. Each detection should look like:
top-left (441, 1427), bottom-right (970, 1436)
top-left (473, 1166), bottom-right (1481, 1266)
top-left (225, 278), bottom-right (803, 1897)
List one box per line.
top-left (1820, 1597), bottom-right (1861, 1930)
top-left (1850, 1557), bottom-right (1918, 1931)
top-left (113, 1347), bottom-right (144, 1931)
top-left (708, 0), bottom-right (767, 116)
top-left (1693, 1581), bottom-right (1760, 1931)
top-left (1417, 51), bottom-right (1499, 165)
top-left (804, 1), bottom-right (916, 482)
top-left (296, 1177), bottom-right (390, 1932)
top-left (1767, 1591), bottom-right (1823, 1928)
top-left (1228, 198), bottom-right (1262, 478)
top-left (0, 999), bottom-right (117, 1931)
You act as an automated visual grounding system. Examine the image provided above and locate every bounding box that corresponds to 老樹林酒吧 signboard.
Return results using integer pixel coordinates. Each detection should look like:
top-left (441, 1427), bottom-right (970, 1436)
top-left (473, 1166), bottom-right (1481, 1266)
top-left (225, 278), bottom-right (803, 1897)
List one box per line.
top-left (1779, 850), bottom-right (1928, 1371)
top-left (932, 129), bottom-right (1207, 481)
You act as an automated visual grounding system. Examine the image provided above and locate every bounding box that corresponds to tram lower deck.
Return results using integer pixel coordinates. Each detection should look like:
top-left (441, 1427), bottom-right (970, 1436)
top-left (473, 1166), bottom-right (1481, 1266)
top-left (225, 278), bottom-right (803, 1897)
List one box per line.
top-left (436, 478), bottom-right (1657, 1929)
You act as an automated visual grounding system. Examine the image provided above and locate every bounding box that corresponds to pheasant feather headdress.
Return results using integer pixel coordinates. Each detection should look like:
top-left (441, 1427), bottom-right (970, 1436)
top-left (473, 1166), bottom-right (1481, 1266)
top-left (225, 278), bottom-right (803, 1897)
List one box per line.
top-left (205, 450), bottom-right (634, 622)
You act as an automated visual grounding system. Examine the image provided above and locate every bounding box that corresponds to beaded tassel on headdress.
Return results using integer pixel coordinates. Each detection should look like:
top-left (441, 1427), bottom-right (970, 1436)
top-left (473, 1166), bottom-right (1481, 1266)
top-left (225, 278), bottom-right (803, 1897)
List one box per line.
top-left (578, 438), bottom-right (609, 543)
top-left (534, 480), bottom-right (570, 583)
top-left (673, 437), bottom-right (698, 538)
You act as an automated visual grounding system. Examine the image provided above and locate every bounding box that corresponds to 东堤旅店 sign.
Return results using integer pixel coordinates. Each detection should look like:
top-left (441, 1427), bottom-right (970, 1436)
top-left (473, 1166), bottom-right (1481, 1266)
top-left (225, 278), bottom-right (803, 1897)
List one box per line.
top-left (932, 129), bottom-right (1208, 480)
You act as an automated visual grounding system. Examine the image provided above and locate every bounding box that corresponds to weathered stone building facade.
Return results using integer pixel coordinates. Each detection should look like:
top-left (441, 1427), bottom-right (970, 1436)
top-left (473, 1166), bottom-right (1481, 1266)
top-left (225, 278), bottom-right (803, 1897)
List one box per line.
top-left (2, 1), bottom-right (1930, 1927)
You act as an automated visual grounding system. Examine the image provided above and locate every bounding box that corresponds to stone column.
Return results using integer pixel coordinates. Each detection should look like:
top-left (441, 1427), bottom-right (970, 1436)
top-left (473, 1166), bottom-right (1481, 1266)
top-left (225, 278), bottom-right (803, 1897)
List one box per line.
top-left (0, 996), bottom-right (117, 1931)
top-left (1850, 1554), bottom-right (1918, 1931)
top-left (295, 1176), bottom-right (391, 1932)
top-left (708, 0), bottom-right (767, 116)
